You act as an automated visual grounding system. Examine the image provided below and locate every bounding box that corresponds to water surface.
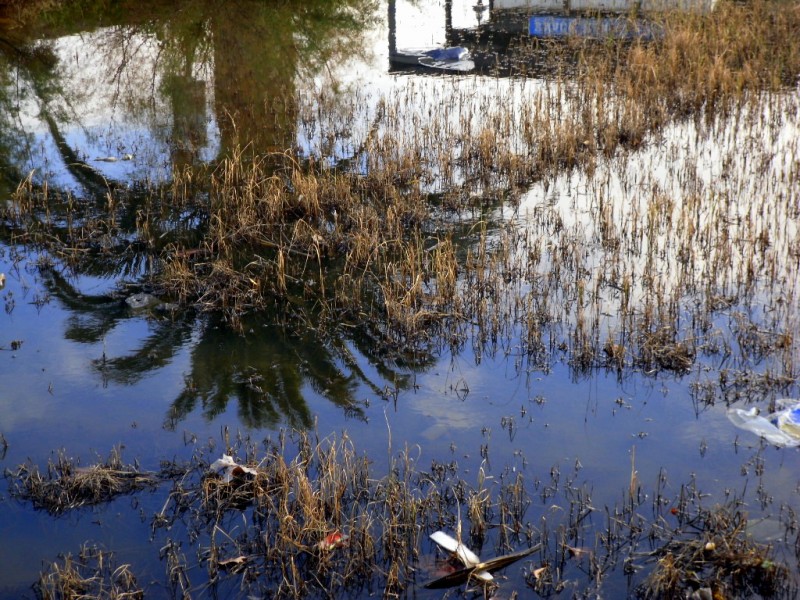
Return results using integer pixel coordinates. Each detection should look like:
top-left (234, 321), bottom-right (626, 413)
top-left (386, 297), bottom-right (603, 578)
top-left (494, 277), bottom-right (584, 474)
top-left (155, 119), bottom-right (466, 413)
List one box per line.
top-left (1, 0), bottom-right (798, 598)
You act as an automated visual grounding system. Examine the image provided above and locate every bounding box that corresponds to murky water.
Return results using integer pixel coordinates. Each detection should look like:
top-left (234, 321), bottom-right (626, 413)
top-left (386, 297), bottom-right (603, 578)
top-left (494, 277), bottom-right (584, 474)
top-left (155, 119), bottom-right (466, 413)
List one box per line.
top-left (1, 0), bottom-right (799, 598)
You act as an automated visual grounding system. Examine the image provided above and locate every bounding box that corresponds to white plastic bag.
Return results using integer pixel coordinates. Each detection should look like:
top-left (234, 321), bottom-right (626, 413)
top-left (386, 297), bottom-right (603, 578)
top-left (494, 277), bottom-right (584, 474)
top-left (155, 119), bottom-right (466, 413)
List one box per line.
top-left (208, 454), bottom-right (259, 483)
top-left (727, 400), bottom-right (800, 447)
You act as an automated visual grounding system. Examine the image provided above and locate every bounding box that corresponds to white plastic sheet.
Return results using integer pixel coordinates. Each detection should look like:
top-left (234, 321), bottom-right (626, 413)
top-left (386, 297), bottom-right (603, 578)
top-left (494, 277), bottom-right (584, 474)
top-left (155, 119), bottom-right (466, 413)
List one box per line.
top-left (209, 454), bottom-right (259, 483)
top-left (727, 400), bottom-right (800, 447)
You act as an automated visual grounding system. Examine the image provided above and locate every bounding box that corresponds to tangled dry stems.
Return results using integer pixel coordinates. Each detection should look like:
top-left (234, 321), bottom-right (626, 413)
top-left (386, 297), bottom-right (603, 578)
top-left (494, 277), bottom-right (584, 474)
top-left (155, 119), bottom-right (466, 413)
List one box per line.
top-left (6, 429), bottom-right (792, 598)
top-left (5, 446), bottom-right (159, 514)
top-left (639, 506), bottom-right (787, 599)
top-left (35, 544), bottom-right (143, 600)
top-left (2, 5), bottom-right (800, 595)
top-left (4, 0), bottom-right (798, 390)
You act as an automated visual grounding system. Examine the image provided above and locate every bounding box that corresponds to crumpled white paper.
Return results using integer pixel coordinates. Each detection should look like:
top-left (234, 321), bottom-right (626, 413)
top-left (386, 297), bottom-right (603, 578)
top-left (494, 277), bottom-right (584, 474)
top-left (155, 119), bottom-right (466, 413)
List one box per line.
top-left (727, 399), bottom-right (800, 447)
top-left (209, 454), bottom-right (259, 483)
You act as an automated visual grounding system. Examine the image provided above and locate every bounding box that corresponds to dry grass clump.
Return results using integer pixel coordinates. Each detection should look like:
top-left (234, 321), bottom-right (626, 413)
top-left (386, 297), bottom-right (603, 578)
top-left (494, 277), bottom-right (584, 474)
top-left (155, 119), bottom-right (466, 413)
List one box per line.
top-left (155, 430), bottom-right (422, 598)
top-left (5, 446), bottom-right (159, 514)
top-left (35, 544), bottom-right (143, 600)
top-left (636, 326), bottom-right (695, 372)
top-left (154, 145), bottom-right (465, 339)
top-left (520, 458), bottom-right (794, 599)
top-left (638, 505), bottom-right (788, 599)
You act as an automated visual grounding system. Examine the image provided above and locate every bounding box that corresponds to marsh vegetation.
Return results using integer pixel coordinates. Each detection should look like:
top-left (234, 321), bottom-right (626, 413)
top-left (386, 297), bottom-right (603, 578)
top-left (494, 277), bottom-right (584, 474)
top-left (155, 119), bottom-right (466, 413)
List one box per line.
top-left (9, 429), bottom-right (792, 599)
top-left (0, 0), bottom-right (799, 597)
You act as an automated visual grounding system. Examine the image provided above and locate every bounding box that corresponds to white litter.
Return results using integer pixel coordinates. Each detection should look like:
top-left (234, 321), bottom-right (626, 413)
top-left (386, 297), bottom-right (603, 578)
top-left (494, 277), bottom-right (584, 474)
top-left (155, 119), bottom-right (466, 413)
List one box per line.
top-left (429, 530), bottom-right (493, 582)
top-left (727, 399), bottom-right (800, 447)
top-left (209, 454), bottom-right (259, 483)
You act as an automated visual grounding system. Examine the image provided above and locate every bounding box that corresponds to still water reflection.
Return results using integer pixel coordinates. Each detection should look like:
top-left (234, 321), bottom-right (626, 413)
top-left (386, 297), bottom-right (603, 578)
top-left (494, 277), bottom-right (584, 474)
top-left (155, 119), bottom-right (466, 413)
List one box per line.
top-left (0, 0), bottom-right (383, 189)
top-left (1, 0), bottom-right (799, 598)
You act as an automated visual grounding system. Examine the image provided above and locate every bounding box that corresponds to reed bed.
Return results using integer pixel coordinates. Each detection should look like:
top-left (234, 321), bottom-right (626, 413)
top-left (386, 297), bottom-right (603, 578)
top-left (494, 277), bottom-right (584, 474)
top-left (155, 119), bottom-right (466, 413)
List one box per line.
top-left (19, 430), bottom-right (793, 598)
top-left (5, 2), bottom-right (797, 392)
top-left (3, 2), bottom-right (800, 386)
top-left (2, 2), bottom-right (799, 598)
top-left (152, 430), bottom-right (435, 598)
top-left (638, 505), bottom-right (787, 599)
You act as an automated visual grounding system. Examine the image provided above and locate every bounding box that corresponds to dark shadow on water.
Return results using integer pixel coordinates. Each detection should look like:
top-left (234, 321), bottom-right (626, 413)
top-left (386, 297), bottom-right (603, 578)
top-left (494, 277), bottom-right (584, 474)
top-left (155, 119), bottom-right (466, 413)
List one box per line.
top-left (154, 310), bottom-right (433, 429)
top-left (35, 266), bottom-right (430, 430)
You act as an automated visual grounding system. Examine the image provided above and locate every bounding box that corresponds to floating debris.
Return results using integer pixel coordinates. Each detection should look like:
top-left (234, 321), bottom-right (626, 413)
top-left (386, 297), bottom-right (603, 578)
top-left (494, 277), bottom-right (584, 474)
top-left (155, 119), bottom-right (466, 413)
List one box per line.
top-left (208, 454), bottom-right (259, 484)
top-left (0, 272), bottom-right (5, 288)
top-left (93, 154), bottom-right (133, 162)
top-left (218, 555), bottom-right (248, 571)
top-left (428, 530), bottom-right (493, 583)
top-left (316, 530), bottom-right (350, 551)
top-left (566, 545), bottom-right (592, 560)
top-left (530, 566), bottom-right (547, 580)
top-left (424, 542), bottom-right (540, 589)
top-left (727, 399), bottom-right (800, 447)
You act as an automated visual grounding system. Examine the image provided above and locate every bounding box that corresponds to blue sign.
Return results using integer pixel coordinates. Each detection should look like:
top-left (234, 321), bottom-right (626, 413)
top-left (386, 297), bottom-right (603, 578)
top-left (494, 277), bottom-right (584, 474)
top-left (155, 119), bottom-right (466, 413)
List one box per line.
top-left (529, 15), bottom-right (658, 39)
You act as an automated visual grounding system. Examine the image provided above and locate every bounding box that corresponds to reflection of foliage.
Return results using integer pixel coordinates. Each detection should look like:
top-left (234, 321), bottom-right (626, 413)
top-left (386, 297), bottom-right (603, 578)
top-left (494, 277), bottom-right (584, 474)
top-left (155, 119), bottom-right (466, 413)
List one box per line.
top-left (43, 269), bottom-right (130, 344)
top-left (161, 312), bottom-right (434, 430)
top-left (0, 41), bottom-right (56, 192)
top-left (147, 0), bottom-right (378, 82)
top-left (289, 0), bottom-right (379, 79)
top-left (165, 318), bottom-right (348, 430)
top-left (0, 0), bottom-right (438, 432)
top-left (0, 0), bottom-right (379, 184)
top-left (38, 263), bottom-right (426, 430)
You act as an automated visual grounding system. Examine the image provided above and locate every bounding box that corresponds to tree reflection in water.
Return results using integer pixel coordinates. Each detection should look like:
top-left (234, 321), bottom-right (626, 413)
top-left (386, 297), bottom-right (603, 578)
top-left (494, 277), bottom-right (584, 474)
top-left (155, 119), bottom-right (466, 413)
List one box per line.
top-left (0, 0), bottom-right (378, 173)
top-left (0, 0), bottom-right (435, 430)
top-left (37, 264), bottom-right (431, 430)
